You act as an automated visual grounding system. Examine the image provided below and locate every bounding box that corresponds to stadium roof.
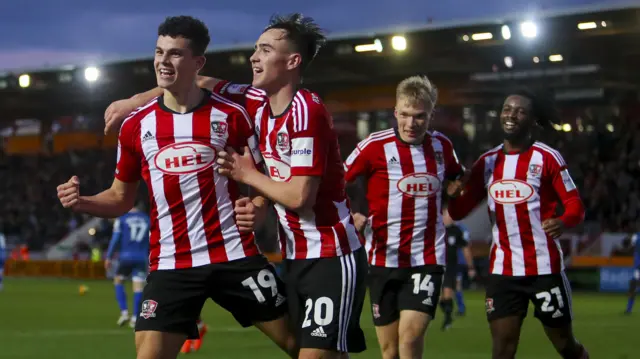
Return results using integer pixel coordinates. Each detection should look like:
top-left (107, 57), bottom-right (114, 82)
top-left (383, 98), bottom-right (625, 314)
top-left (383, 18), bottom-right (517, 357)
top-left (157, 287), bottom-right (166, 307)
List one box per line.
top-left (1, 3), bottom-right (638, 119)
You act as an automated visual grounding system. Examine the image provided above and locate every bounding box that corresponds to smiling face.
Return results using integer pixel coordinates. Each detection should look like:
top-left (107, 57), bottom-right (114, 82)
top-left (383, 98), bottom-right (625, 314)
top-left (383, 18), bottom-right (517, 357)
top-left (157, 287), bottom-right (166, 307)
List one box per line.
top-left (154, 35), bottom-right (204, 92)
top-left (394, 96), bottom-right (432, 144)
top-left (501, 95), bottom-right (535, 141)
top-left (249, 28), bottom-right (301, 92)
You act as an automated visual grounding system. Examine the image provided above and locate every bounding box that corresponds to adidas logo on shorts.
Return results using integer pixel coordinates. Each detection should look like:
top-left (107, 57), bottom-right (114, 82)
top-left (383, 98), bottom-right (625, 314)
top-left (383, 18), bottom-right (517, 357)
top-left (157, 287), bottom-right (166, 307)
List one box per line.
top-left (422, 297), bottom-right (433, 306)
top-left (552, 309), bottom-right (563, 319)
top-left (275, 294), bottom-right (286, 307)
top-left (310, 326), bottom-right (327, 338)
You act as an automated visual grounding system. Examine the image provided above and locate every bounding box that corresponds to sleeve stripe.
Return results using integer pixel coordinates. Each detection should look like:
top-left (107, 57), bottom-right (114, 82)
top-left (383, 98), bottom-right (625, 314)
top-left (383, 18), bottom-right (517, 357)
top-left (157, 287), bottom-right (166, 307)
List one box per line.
top-left (358, 129), bottom-right (395, 149)
top-left (359, 132), bottom-right (395, 151)
top-left (293, 92), bottom-right (309, 132)
top-left (292, 98), bottom-right (299, 133)
top-left (533, 143), bottom-right (566, 167)
top-left (120, 98), bottom-right (158, 133)
top-left (247, 87), bottom-right (266, 97)
top-left (246, 94), bottom-right (264, 101)
top-left (210, 92), bottom-right (253, 129)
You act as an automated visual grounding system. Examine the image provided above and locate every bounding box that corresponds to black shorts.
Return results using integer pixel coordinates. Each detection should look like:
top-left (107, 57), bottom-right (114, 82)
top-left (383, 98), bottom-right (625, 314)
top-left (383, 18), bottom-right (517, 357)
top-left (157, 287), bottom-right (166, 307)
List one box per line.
top-left (368, 265), bottom-right (444, 326)
top-left (284, 247), bottom-right (367, 353)
top-left (485, 273), bottom-right (573, 328)
top-left (135, 255), bottom-right (287, 339)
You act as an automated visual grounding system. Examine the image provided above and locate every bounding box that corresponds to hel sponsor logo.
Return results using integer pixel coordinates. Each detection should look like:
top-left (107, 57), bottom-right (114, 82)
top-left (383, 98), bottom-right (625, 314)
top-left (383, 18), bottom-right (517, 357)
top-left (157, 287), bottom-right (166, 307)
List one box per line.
top-left (140, 300), bottom-right (158, 319)
top-left (396, 173), bottom-right (441, 198)
top-left (154, 141), bottom-right (216, 175)
top-left (488, 179), bottom-right (534, 205)
top-left (264, 154), bottom-right (291, 182)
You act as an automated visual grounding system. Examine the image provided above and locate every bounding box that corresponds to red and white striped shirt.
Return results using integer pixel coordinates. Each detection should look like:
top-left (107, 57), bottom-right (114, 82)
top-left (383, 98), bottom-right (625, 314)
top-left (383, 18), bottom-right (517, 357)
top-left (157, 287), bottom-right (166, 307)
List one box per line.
top-left (449, 142), bottom-right (585, 276)
top-left (344, 129), bottom-right (464, 268)
top-left (214, 81), bottom-right (362, 260)
top-left (115, 91), bottom-right (262, 271)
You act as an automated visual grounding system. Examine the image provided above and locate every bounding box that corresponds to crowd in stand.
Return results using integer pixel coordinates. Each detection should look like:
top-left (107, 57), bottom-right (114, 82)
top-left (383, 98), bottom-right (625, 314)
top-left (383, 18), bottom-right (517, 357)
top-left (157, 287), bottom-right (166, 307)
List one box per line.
top-left (1, 103), bottom-right (638, 253)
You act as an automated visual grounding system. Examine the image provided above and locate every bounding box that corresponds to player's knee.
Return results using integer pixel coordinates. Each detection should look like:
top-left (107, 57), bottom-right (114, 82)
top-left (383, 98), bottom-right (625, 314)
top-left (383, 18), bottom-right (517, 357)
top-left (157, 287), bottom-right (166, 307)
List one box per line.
top-left (398, 324), bottom-right (426, 357)
top-left (298, 348), bottom-right (341, 359)
top-left (114, 276), bottom-right (123, 285)
top-left (492, 338), bottom-right (518, 359)
top-left (491, 331), bottom-right (519, 359)
top-left (379, 339), bottom-right (399, 359)
top-left (135, 331), bottom-right (185, 359)
top-left (132, 279), bottom-right (145, 292)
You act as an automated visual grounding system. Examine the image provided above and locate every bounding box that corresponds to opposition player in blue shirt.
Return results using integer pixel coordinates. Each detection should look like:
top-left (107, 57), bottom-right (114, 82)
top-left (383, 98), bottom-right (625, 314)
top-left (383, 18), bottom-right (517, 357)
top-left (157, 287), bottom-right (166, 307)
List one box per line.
top-left (454, 222), bottom-right (472, 316)
top-left (105, 206), bottom-right (150, 328)
top-left (625, 232), bottom-right (640, 314)
top-left (0, 232), bottom-right (6, 291)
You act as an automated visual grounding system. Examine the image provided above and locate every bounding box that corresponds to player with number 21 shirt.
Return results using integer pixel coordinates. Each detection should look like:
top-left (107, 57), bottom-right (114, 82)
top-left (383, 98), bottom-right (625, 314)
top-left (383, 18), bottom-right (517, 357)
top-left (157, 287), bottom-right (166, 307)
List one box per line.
top-left (448, 91), bottom-right (589, 358)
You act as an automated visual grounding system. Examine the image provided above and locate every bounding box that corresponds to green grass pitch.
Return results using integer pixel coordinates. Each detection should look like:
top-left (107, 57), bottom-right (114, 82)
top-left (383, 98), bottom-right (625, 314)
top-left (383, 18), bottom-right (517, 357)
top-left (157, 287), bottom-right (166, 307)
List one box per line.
top-left (0, 278), bottom-right (637, 358)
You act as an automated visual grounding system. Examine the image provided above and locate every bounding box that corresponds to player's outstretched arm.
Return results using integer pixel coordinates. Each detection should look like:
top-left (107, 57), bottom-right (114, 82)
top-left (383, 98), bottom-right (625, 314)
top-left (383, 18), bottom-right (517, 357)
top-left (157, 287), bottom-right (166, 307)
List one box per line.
top-left (104, 76), bottom-right (221, 134)
top-left (57, 176), bottom-right (139, 219)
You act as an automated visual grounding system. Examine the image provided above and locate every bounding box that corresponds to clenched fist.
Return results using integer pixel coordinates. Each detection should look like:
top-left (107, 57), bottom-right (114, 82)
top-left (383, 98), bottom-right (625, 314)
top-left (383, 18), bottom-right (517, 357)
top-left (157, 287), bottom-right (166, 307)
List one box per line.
top-left (57, 176), bottom-right (80, 208)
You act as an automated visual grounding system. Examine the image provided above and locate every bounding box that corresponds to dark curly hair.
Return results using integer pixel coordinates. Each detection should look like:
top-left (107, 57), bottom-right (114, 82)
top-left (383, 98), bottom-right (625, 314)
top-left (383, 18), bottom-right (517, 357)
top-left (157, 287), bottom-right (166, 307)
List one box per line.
top-left (505, 89), bottom-right (559, 130)
top-left (158, 16), bottom-right (210, 56)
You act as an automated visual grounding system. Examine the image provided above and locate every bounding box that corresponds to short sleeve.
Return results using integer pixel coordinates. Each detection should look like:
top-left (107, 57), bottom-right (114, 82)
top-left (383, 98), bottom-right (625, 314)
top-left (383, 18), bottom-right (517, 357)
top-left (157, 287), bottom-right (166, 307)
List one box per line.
top-left (344, 140), bottom-right (371, 183)
top-left (114, 120), bottom-right (141, 183)
top-left (289, 94), bottom-right (330, 177)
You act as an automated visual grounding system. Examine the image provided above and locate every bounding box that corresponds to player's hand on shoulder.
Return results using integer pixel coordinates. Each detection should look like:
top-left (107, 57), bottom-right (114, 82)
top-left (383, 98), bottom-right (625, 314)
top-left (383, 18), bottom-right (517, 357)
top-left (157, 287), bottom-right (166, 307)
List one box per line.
top-left (57, 176), bottom-right (80, 209)
top-left (542, 218), bottom-right (565, 239)
top-left (446, 169), bottom-right (471, 197)
top-left (104, 99), bottom-right (137, 135)
top-left (352, 212), bottom-right (367, 233)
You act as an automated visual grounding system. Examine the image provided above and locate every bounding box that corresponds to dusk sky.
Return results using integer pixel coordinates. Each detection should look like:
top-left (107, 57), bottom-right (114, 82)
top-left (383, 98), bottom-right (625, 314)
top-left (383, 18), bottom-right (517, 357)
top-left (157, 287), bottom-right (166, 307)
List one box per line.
top-left (0, 0), bottom-right (626, 71)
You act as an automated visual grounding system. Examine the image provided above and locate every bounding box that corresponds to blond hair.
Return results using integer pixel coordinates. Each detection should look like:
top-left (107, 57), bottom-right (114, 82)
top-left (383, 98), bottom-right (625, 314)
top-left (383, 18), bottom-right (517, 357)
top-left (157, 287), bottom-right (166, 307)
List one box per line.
top-left (396, 75), bottom-right (438, 109)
